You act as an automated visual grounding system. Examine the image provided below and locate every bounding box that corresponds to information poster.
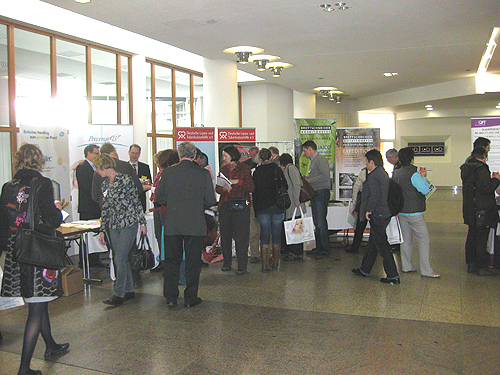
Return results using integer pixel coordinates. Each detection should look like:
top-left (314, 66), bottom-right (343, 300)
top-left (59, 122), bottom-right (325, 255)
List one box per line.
top-left (471, 117), bottom-right (500, 172)
top-left (176, 127), bottom-right (216, 180)
top-left (335, 128), bottom-right (380, 201)
top-left (295, 119), bottom-right (336, 199)
top-left (217, 128), bottom-right (256, 171)
top-left (18, 124), bottom-right (71, 214)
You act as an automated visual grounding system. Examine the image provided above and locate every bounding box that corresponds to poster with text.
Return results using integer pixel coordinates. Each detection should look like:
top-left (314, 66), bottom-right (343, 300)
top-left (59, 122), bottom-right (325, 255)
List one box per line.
top-left (295, 119), bottom-right (336, 199)
top-left (217, 128), bottom-right (256, 173)
top-left (68, 124), bottom-right (134, 221)
top-left (176, 127), bottom-right (216, 180)
top-left (18, 124), bottom-right (71, 216)
top-left (471, 117), bottom-right (500, 172)
top-left (335, 127), bottom-right (380, 201)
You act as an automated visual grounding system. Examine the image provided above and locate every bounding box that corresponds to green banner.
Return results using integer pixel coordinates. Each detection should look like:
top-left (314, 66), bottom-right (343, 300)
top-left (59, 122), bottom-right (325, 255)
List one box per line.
top-left (295, 118), bottom-right (337, 198)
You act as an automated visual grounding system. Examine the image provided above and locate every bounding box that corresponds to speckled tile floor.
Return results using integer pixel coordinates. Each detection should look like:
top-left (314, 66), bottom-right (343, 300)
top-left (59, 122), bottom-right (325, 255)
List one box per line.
top-left (2, 189), bottom-right (500, 374)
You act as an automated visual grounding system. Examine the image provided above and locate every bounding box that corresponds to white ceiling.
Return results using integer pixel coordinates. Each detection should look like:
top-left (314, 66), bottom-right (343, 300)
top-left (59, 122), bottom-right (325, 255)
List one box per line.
top-left (39, 0), bottom-right (500, 110)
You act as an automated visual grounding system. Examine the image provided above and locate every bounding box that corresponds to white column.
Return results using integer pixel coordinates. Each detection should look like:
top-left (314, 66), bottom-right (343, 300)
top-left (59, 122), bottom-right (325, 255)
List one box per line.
top-left (203, 59), bottom-right (239, 128)
top-left (131, 54), bottom-right (148, 157)
top-left (293, 90), bottom-right (316, 118)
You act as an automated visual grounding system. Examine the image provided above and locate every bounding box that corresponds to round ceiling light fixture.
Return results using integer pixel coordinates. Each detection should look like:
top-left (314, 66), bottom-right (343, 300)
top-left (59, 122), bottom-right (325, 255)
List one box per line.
top-left (248, 54), bottom-right (281, 71)
top-left (223, 46), bottom-right (265, 64)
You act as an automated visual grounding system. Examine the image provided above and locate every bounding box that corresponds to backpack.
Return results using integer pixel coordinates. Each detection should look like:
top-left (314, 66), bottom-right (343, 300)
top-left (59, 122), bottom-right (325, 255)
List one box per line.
top-left (387, 178), bottom-right (404, 216)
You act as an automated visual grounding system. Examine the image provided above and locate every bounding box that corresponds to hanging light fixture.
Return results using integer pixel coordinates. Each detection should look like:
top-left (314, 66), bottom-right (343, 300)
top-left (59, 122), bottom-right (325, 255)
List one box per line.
top-left (223, 46), bottom-right (265, 64)
top-left (266, 62), bottom-right (294, 77)
top-left (248, 54), bottom-right (281, 71)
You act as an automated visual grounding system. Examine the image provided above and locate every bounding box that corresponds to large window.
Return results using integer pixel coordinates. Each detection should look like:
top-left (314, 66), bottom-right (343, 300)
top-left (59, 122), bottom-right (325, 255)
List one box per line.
top-left (0, 24), bottom-right (8, 128)
top-left (146, 60), bottom-right (202, 158)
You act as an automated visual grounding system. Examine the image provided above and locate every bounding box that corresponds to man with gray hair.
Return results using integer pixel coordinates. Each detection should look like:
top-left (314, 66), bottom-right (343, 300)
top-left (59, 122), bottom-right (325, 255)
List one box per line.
top-left (385, 148), bottom-right (401, 172)
top-left (269, 146), bottom-right (280, 165)
top-left (156, 141), bottom-right (216, 308)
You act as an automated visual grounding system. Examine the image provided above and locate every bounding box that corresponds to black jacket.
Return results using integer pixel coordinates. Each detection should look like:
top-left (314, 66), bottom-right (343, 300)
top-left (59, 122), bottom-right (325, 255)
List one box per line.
top-left (252, 162), bottom-right (287, 213)
top-left (460, 157), bottom-right (499, 225)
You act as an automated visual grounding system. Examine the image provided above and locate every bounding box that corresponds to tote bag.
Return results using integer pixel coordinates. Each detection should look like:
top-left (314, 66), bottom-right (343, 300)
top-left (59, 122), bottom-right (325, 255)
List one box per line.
top-left (283, 207), bottom-right (315, 245)
top-left (386, 216), bottom-right (403, 245)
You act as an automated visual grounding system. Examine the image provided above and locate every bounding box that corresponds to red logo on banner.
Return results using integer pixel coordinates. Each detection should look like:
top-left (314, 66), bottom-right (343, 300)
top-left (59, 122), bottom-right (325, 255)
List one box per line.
top-left (176, 128), bottom-right (215, 141)
top-left (218, 129), bottom-right (256, 142)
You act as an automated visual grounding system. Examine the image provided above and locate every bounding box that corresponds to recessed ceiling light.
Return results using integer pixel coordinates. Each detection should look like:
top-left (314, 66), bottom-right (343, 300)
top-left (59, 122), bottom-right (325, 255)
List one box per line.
top-left (496, 103), bottom-right (500, 109)
top-left (425, 104), bottom-right (433, 108)
top-left (74, 0), bottom-right (91, 3)
top-left (383, 72), bottom-right (398, 77)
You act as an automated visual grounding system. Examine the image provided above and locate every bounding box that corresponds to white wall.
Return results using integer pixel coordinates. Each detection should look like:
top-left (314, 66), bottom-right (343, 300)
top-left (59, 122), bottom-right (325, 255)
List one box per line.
top-left (396, 116), bottom-right (471, 187)
top-left (241, 84), bottom-right (293, 142)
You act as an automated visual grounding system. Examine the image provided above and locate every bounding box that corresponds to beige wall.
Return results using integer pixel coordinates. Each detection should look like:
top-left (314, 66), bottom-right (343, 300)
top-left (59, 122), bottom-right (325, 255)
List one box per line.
top-left (396, 116), bottom-right (471, 187)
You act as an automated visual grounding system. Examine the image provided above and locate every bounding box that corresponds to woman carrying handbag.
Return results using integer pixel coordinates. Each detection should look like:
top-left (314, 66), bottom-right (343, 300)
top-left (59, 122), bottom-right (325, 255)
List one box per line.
top-left (0, 144), bottom-right (69, 375)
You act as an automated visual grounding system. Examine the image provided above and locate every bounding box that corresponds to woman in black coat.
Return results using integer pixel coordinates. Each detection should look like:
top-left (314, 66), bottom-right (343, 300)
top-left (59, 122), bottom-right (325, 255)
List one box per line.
top-left (0, 144), bottom-right (69, 375)
top-left (460, 146), bottom-right (500, 276)
top-left (252, 148), bottom-right (287, 271)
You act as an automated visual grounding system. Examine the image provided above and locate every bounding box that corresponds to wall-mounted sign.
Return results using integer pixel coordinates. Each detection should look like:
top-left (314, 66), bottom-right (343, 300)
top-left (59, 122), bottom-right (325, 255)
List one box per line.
top-left (408, 142), bottom-right (445, 156)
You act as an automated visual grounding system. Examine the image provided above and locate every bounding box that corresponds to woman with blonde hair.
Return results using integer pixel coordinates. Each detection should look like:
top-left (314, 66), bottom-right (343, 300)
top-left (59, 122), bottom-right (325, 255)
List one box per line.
top-left (0, 143), bottom-right (69, 375)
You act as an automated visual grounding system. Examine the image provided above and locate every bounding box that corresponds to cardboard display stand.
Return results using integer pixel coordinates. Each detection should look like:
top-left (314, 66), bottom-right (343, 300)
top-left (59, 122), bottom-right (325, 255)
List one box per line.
top-left (61, 266), bottom-right (84, 296)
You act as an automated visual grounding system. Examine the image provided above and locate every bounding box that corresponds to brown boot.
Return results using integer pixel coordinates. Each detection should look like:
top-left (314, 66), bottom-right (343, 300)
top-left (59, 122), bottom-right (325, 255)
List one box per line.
top-left (272, 244), bottom-right (281, 270)
top-left (261, 244), bottom-right (272, 272)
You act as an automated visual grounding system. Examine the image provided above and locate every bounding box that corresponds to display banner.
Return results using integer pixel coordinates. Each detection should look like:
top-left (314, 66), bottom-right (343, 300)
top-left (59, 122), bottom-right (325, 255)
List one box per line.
top-left (295, 119), bottom-right (336, 199)
top-left (335, 127), bottom-right (381, 201)
top-left (176, 127), bottom-right (216, 180)
top-left (68, 124), bottom-right (134, 222)
top-left (217, 128), bottom-right (256, 168)
top-left (471, 117), bottom-right (500, 172)
top-left (18, 124), bottom-right (71, 214)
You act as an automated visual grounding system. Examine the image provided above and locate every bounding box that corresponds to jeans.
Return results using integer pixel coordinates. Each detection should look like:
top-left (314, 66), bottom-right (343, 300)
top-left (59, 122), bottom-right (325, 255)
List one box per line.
top-left (310, 188), bottom-right (330, 255)
top-left (257, 209), bottom-right (285, 245)
top-left (107, 223), bottom-right (138, 298)
top-left (360, 216), bottom-right (399, 279)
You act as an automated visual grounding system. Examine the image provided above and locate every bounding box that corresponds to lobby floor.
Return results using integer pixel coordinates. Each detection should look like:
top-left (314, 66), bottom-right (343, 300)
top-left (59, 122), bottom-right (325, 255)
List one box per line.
top-left (2, 189), bottom-right (500, 375)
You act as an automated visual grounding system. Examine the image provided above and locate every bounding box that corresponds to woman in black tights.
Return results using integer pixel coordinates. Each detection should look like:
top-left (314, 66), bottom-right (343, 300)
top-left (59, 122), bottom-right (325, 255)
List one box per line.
top-left (0, 144), bottom-right (69, 375)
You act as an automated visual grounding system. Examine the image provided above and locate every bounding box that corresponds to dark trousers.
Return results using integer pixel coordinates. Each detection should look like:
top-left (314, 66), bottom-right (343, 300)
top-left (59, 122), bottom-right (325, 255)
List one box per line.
top-left (163, 235), bottom-right (204, 305)
top-left (310, 188), bottom-right (330, 255)
top-left (465, 225), bottom-right (490, 269)
top-left (351, 214), bottom-right (368, 252)
top-left (219, 202), bottom-right (251, 271)
top-left (360, 216), bottom-right (399, 279)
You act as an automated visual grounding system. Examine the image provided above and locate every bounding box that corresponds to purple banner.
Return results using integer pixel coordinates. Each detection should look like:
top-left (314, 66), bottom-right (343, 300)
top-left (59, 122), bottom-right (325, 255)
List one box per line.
top-left (471, 117), bottom-right (500, 128)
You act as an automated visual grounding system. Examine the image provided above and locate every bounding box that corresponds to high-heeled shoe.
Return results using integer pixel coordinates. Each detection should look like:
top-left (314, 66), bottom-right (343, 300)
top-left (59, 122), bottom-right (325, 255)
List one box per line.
top-left (44, 342), bottom-right (70, 360)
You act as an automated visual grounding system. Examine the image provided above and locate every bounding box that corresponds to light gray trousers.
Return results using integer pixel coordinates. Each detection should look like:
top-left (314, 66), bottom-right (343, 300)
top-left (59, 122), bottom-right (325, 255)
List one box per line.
top-left (398, 214), bottom-right (434, 275)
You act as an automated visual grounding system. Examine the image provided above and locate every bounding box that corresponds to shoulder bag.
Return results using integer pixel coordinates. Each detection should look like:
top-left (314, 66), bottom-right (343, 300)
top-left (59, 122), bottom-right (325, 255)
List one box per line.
top-left (299, 175), bottom-right (316, 203)
top-left (14, 178), bottom-right (66, 270)
top-left (275, 167), bottom-right (291, 210)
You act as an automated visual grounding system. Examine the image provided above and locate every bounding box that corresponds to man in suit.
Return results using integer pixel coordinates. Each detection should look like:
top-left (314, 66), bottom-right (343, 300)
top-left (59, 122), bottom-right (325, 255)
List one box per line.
top-left (128, 144), bottom-right (152, 212)
top-left (156, 141), bottom-right (216, 308)
top-left (76, 144), bottom-right (107, 267)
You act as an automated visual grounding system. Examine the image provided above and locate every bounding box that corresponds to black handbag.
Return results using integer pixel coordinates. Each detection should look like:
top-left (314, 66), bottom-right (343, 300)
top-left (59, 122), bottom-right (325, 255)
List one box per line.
top-left (227, 196), bottom-right (246, 212)
top-left (475, 208), bottom-right (499, 228)
top-left (14, 178), bottom-right (66, 270)
top-left (275, 167), bottom-right (291, 210)
top-left (129, 233), bottom-right (155, 271)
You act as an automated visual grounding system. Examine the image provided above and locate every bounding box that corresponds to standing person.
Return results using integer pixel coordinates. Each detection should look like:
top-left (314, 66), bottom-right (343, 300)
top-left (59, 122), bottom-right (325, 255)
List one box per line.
top-left (94, 154), bottom-right (147, 306)
top-left (156, 142), bottom-right (216, 308)
top-left (128, 144), bottom-right (152, 212)
top-left (352, 149), bottom-right (400, 285)
top-left (393, 147), bottom-right (440, 278)
top-left (386, 148), bottom-right (401, 171)
top-left (461, 146), bottom-right (500, 276)
top-left (75, 144), bottom-right (107, 268)
top-left (302, 140), bottom-right (331, 260)
top-left (253, 148), bottom-right (287, 271)
top-left (0, 144), bottom-right (69, 375)
top-left (243, 146), bottom-right (259, 169)
top-left (216, 145), bottom-right (255, 275)
top-left (149, 149), bottom-right (180, 273)
top-left (347, 167), bottom-right (368, 254)
top-left (269, 146), bottom-right (280, 165)
top-left (279, 153), bottom-right (306, 261)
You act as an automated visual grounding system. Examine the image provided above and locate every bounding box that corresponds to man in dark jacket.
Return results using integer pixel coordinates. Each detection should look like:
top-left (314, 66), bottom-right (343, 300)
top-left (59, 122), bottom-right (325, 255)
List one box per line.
top-left (460, 146), bottom-right (500, 276)
top-left (352, 149), bottom-right (400, 284)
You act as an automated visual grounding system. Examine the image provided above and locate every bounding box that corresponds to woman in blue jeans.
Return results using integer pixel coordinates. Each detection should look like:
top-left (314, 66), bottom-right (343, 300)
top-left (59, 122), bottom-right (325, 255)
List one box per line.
top-left (252, 148), bottom-right (287, 271)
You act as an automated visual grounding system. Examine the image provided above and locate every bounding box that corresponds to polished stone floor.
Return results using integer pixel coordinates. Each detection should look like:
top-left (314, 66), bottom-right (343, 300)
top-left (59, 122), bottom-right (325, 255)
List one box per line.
top-left (2, 189), bottom-right (500, 374)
